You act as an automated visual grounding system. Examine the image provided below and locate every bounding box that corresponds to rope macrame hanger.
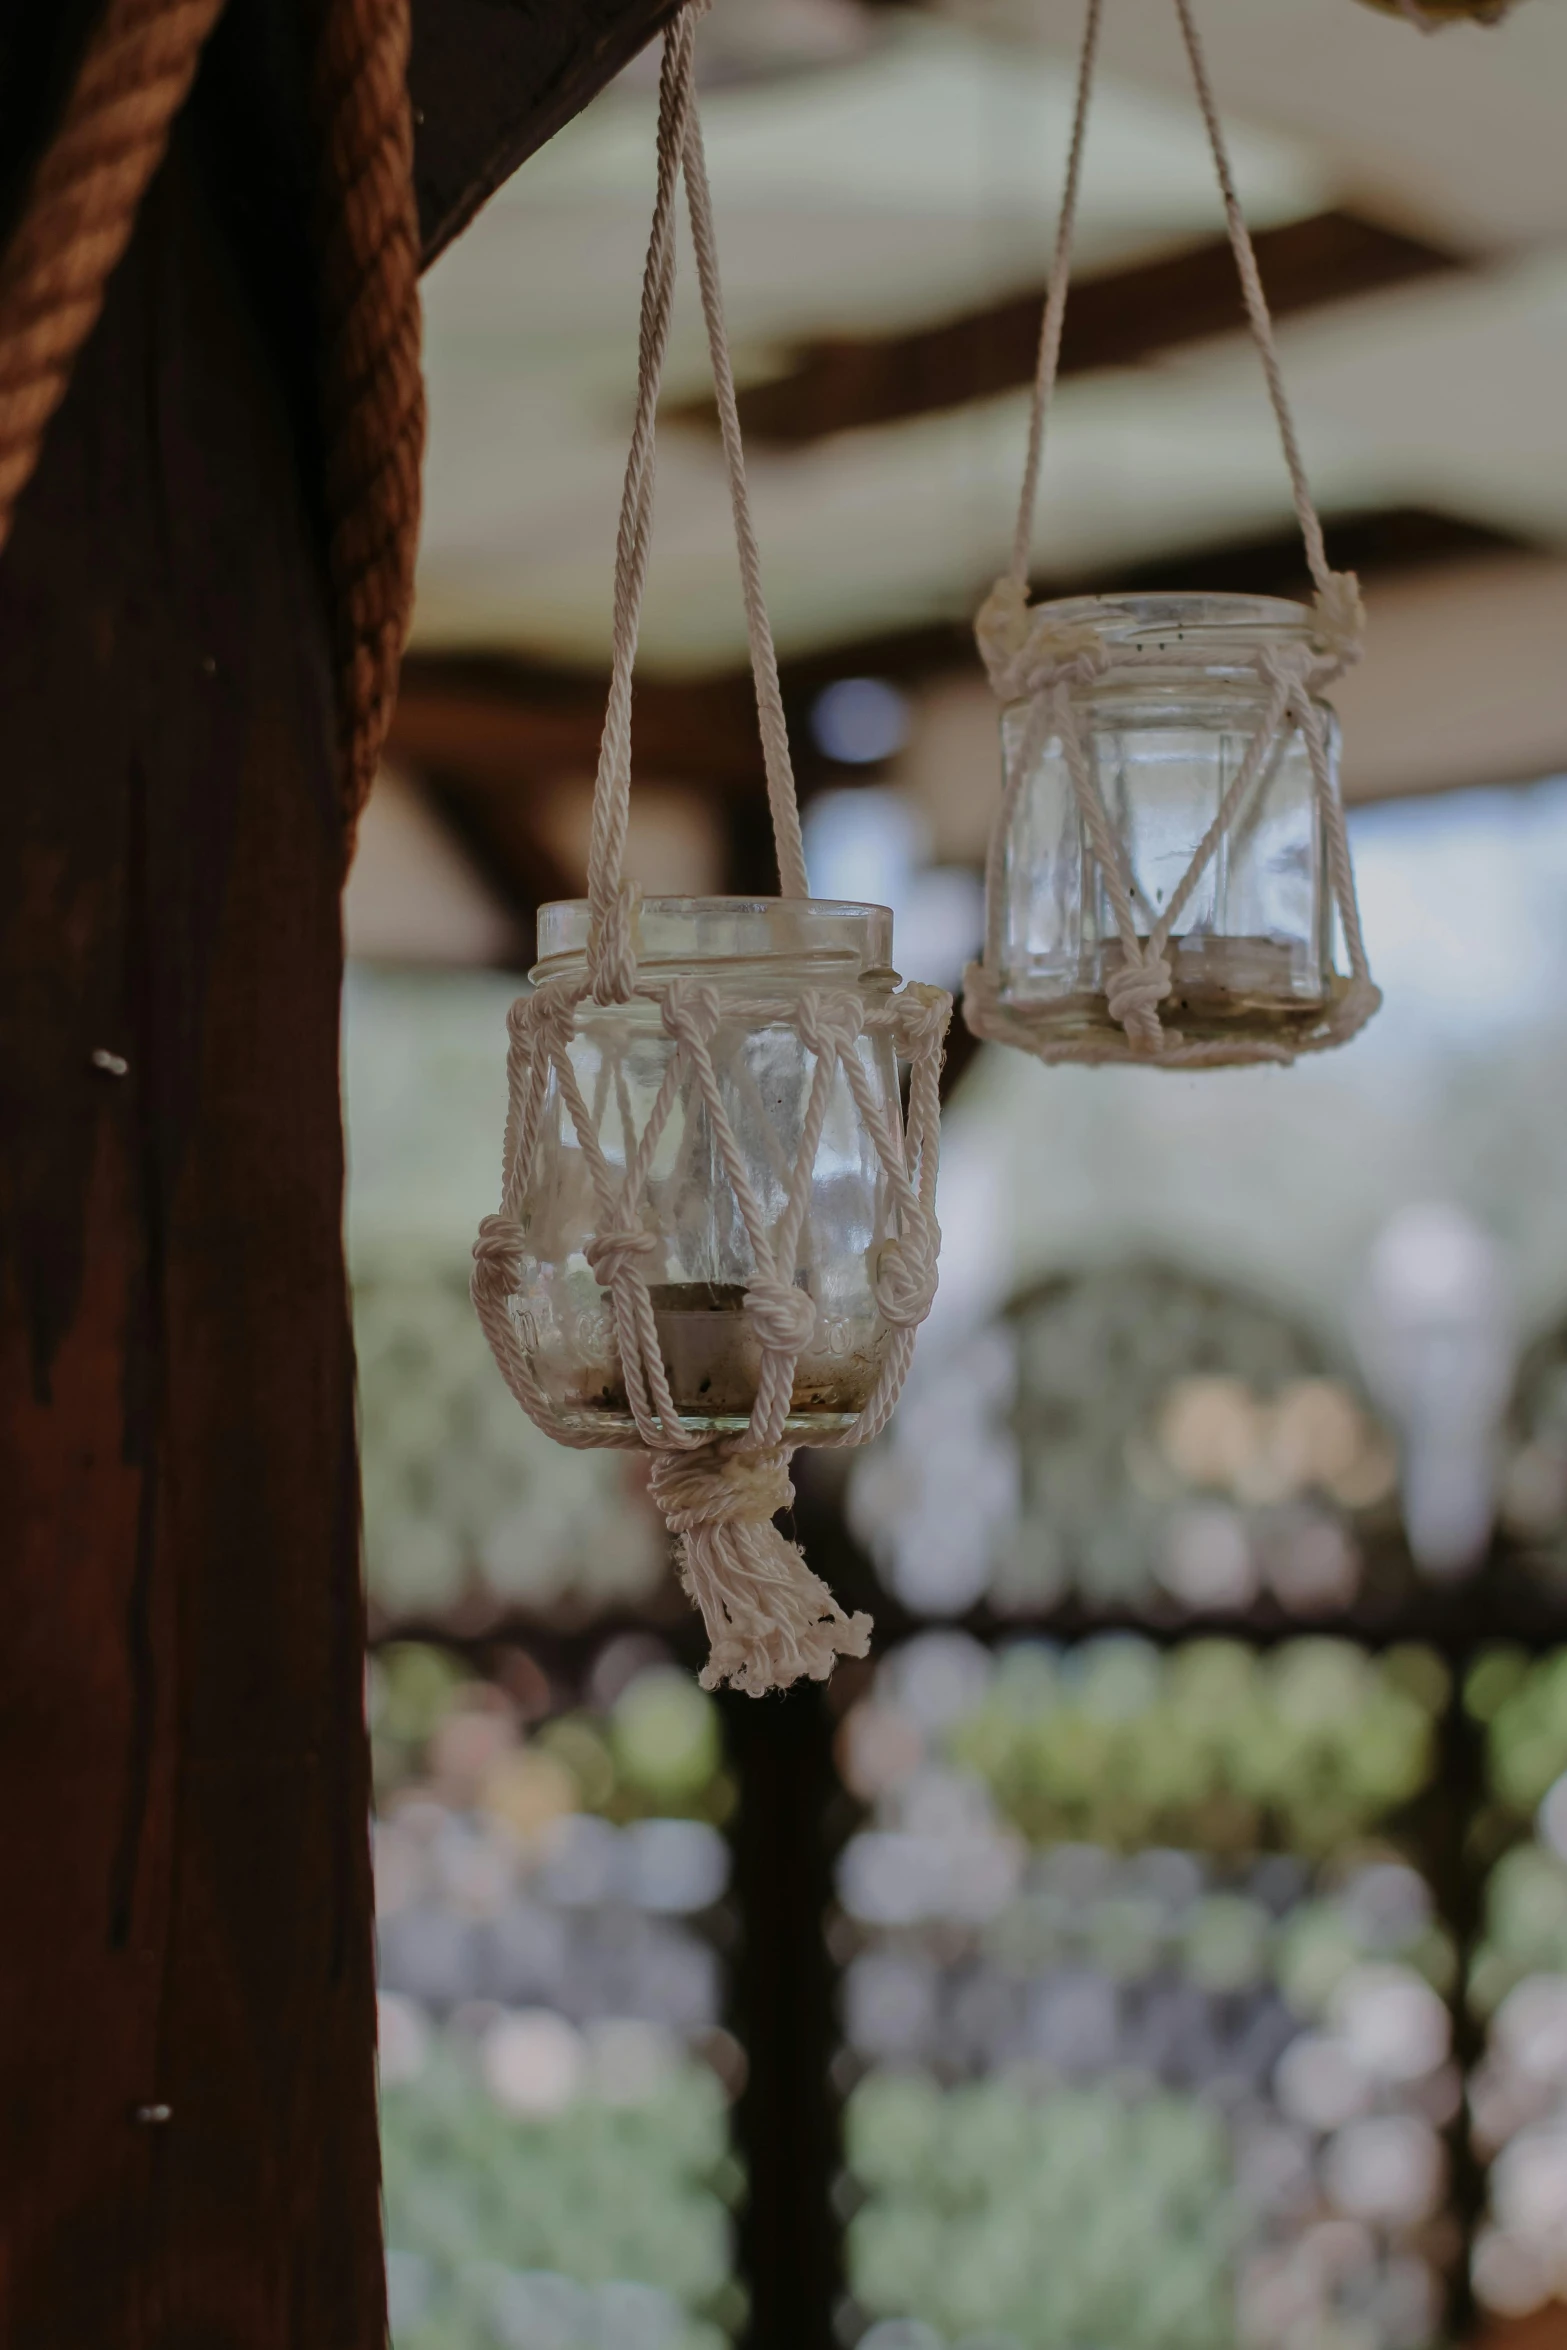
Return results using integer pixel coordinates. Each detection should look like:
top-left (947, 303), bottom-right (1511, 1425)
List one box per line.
top-left (966, 0), bottom-right (1381, 1068)
top-left (474, 0), bottom-right (951, 1696)
top-left (585, 0), bottom-right (806, 1011)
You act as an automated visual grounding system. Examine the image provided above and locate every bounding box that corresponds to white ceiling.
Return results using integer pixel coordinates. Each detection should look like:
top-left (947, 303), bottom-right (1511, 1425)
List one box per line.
top-left (411, 0), bottom-right (1567, 673)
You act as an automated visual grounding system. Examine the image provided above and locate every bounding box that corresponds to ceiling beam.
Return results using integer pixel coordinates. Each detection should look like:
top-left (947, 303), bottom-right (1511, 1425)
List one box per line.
top-left (387, 654), bottom-right (768, 793)
top-left (672, 210), bottom-right (1464, 447)
top-left (412, 0), bottom-right (683, 266)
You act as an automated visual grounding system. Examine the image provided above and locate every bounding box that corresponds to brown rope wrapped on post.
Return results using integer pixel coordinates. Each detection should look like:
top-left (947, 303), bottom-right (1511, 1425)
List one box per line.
top-left (314, 0), bottom-right (426, 833)
top-left (0, 0), bottom-right (228, 560)
top-left (0, 0), bottom-right (425, 835)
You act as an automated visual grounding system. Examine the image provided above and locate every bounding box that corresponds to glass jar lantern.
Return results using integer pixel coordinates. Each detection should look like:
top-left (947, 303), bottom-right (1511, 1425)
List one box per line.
top-left (475, 0), bottom-right (950, 1696)
top-left (506, 898), bottom-right (911, 1440)
top-left (966, 591), bottom-right (1377, 1066)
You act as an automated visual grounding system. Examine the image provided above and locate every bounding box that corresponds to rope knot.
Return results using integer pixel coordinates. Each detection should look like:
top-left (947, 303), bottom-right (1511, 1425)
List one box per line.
top-left (650, 1443), bottom-right (794, 1533)
top-left (1256, 641), bottom-right (1319, 697)
top-left (1311, 570), bottom-right (1365, 671)
top-left (796, 989), bottom-right (863, 1062)
top-left (872, 1225), bottom-right (939, 1329)
top-left (473, 1214), bottom-right (526, 1288)
top-left (522, 981), bottom-right (580, 1057)
top-left (975, 573), bottom-right (1031, 671)
top-left (585, 1224), bottom-right (661, 1290)
top-left (893, 982), bottom-right (952, 1058)
top-left (650, 1442), bottom-right (871, 1696)
top-left (660, 974), bottom-right (722, 1048)
top-left (744, 1277), bottom-right (817, 1355)
top-left (975, 575), bottom-right (1106, 701)
top-left (1105, 949), bottom-right (1172, 1045)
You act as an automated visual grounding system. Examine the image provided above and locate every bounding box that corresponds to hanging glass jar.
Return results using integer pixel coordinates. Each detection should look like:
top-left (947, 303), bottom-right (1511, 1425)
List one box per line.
top-left (963, 0), bottom-right (1380, 1070)
top-left (980, 590), bottom-right (1377, 1059)
top-left (508, 896), bottom-right (919, 1437)
top-left (472, 3), bottom-right (949, 1698)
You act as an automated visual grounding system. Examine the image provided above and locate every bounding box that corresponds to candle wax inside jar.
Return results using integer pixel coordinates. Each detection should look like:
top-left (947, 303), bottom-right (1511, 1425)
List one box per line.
top-left (1090, 931), bottom-right (1325, 1043)
top-left (570, 1278), bottom-right (883, 1428)
top-left (1155, 934), bottom-right (1322, 1014)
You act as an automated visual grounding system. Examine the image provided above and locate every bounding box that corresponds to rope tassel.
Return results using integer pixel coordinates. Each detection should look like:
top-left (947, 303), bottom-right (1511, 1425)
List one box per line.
top-left (651, 1448), bottom-right (872, 1696)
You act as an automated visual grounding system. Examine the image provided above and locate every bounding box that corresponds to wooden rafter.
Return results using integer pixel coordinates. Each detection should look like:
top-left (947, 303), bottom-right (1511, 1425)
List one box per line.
top-left (671, 210), bottom-right (1465, 447)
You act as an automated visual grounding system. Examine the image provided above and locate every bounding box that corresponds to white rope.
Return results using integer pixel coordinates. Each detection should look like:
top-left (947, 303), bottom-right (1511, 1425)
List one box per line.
top-left (585, 0), bottom-right (806, 1007)
top-left (584, 12), bottom-right (692, 1005)
top-left (1168, 0), bottom-right (1350, 622)
top-left (1002, 0), bottom-right (1361, 646)
top-left (681, 82), bottom-right (808, 899)
top-left (1010, 0), bottom-right (1103, 586)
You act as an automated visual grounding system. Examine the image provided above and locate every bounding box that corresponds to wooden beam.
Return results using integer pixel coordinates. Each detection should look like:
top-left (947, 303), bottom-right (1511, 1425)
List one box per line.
top-left (673, 210), bottom-right (1464, 447)
top-left (412, 0), bottom-right (682, 266)
top-left (389, 652), bottom-right (768, 792)
top-left (772, 506), bottom-right (1529, 698)
top-left (0, 124), bottom-right (383, 2344)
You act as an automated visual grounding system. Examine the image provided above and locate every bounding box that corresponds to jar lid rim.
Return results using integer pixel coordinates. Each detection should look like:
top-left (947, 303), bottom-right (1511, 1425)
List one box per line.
top-left (1035, 589), bottom-right (1313, 640)
top-left (534, 895), bottom-right (895, 972)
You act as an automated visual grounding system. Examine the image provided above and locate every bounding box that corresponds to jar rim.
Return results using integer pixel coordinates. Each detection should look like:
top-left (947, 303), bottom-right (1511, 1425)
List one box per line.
top-left (533, 895), bottom-right (895, 977)
top-left (1034, 590), bottom-right (1314, 647)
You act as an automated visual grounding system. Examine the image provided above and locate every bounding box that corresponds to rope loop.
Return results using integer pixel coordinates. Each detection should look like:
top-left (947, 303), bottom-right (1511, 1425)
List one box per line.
top-left (524, 980), bottom-right (582, 1057)
top-left (473, 1213), bottom-right (526, 1287)
top-left (660, 972), bottom-right (722, 1048)
top-left (893, 982), bottom-right (953, 1058)
top-left (1105, 951), bottom-right (1174, 1047)
top-left (797, 988), bottom-right (863, 1062)
top-left (650, 1443), bottom-right (794, 1534)
top-left (872, 1227), bottom-right (940, 1330)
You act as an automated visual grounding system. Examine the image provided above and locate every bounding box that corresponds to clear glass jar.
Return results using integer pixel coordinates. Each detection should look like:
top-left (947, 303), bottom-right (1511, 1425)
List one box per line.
top-left (995, 592), bottom-right (1337, 1047)
top-left (511, 898), bottom-right (904, 1439)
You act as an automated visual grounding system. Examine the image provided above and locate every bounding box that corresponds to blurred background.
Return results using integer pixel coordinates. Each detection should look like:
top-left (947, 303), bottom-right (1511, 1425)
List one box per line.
top-left (347, 2), bottom-right (1567, 2345)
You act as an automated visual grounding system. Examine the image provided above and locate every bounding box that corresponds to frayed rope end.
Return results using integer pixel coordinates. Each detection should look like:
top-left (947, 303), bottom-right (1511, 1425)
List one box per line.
top-left (650, 1444), bottom-right (872, 1697)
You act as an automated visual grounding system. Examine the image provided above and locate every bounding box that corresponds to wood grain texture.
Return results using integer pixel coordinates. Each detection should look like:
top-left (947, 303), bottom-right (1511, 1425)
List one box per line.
top-left (0, 107), bottom-right (383, 2350)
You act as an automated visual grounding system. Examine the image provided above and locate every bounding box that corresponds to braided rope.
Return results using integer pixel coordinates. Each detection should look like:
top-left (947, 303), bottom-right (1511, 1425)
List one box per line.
top-left (0, 0), bottom-right (228, 562)
top-left (0, 0), bottom-right (424, 835)
top-left (584, 0), bottom-right (806, 1006)
top-left (314, 0), bottom-right (426, 833)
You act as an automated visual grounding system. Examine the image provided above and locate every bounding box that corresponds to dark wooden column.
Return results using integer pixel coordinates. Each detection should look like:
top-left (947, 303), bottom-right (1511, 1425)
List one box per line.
top-left (0, 102), bottom-right (380, 2344)
top-left (0, 1), bottom-right (677, 2340)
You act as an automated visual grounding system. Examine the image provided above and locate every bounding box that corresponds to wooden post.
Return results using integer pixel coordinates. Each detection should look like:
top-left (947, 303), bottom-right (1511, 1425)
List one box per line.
top-left (0, 1), bottom-right (678, 2337)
